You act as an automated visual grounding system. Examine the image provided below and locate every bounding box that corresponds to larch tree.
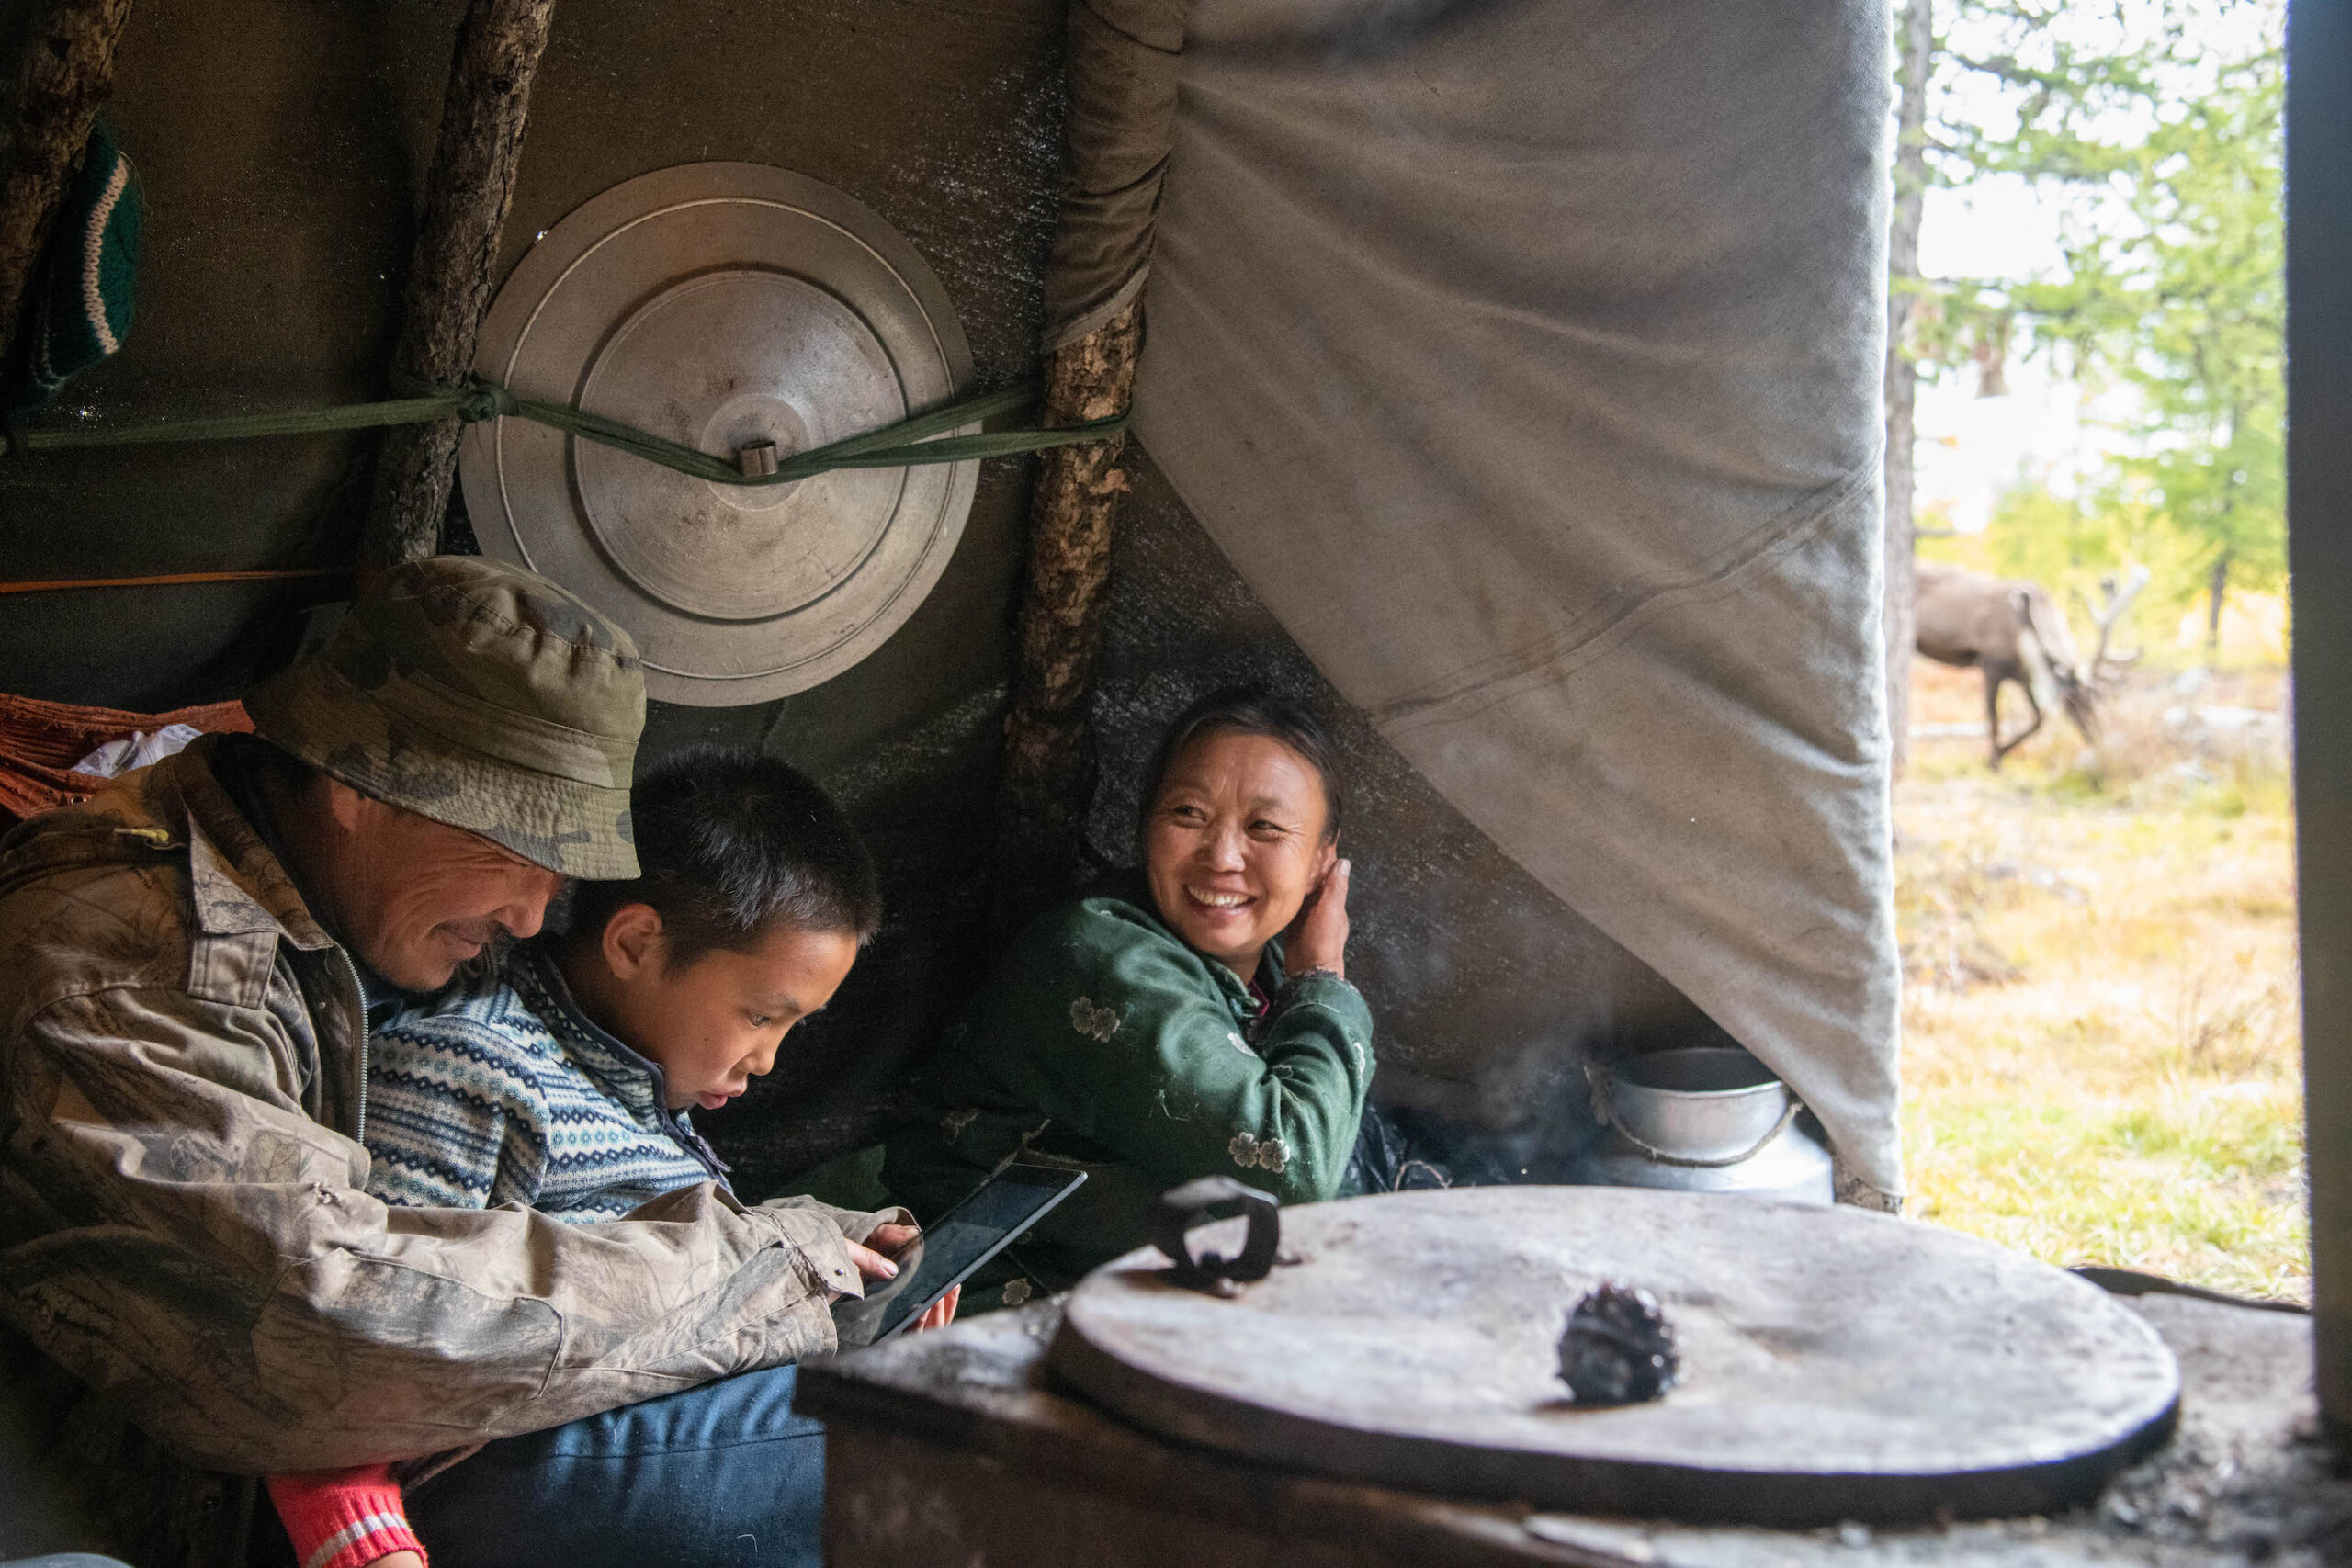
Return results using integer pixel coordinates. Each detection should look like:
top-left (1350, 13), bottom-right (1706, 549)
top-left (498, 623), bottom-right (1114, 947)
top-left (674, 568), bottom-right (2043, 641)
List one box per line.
top-left (1884, 0), bottom-right (1933, 780)
top-left (1885, 0), bottom-right (2283, 700)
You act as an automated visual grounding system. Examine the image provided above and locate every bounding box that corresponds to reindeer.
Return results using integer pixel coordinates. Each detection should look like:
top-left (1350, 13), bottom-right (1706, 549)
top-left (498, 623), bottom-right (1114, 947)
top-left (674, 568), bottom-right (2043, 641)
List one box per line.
top-left (1913, 562), bottom-right (2147, 768)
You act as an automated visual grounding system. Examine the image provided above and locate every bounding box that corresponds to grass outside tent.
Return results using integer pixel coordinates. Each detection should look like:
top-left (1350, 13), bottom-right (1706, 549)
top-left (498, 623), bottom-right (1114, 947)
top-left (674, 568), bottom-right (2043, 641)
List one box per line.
top-left (1897, 654), bottom-right (2306, 1303)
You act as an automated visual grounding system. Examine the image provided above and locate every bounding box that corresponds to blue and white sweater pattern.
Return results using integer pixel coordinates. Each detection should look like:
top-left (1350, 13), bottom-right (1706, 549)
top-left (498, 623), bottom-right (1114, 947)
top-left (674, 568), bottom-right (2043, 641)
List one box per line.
top-left (362, 942), bottom-right (731, 1224)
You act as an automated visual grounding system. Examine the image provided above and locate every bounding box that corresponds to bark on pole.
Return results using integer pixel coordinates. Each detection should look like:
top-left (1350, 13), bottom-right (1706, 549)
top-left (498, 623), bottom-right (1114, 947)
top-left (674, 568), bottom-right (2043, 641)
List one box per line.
top-left (1883, 0), bottom-right (1933, 781)
top-left (0, 0), bottom-right (135, 374)
top-left (996, 296), bottom-right (1143, 930)
top-left (362, 0), bottom-right (558, 572)
top-left (994, 0), bottom-right (1179, 930)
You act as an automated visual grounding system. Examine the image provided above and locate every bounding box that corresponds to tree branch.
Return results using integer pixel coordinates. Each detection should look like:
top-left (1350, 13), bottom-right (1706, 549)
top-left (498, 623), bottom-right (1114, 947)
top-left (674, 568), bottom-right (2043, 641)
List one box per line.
top-left (361, 0), bottom-right (558, 571)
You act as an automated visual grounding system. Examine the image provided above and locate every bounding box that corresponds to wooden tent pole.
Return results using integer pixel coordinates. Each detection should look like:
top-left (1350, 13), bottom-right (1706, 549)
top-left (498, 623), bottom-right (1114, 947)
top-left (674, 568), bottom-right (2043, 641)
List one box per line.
top-left (0, 0), bottom-right (135, 373)
top-left (2287, 0), bottom-right (2352, 1452)
top-left (362, 0), bottom-right (557, 571)
top-left (993, 0), bottom-right (1179, 928)
top-left (996, 295), bottom-right (1143, 929)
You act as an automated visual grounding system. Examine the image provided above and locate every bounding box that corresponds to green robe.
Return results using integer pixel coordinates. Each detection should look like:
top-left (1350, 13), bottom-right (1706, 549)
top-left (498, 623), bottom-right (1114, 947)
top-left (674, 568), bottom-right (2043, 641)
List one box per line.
top-left (885, 873), bottom-right (1375, 1298)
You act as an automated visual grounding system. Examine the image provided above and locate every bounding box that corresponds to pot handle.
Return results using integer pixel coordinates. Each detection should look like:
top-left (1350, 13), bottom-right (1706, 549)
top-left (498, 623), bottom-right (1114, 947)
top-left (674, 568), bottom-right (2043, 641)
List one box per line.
top-left (1151, 1176), bottom-right (1281, 1295)
top-left (1586, 1059), bottom-right (1805, 1169)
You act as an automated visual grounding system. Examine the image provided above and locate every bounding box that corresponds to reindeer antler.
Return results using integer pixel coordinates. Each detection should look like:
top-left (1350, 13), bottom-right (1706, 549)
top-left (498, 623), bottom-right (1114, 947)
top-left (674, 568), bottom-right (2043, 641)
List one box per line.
top-left (2089, 565), bottom-right (2151, 683)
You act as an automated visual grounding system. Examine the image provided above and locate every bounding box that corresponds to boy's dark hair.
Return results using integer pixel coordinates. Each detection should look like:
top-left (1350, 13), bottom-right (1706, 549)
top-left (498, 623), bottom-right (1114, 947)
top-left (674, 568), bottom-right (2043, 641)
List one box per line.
top-left (570, 747), bottom-right (882, 964)
top-left (1136, 683), bottom-right (1346, 843)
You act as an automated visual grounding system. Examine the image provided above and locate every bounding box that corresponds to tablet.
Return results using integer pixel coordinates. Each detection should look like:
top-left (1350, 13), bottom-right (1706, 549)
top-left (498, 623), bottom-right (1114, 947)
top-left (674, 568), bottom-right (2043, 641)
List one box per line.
top-left (872, 1163), bottom-right (1089, 1341)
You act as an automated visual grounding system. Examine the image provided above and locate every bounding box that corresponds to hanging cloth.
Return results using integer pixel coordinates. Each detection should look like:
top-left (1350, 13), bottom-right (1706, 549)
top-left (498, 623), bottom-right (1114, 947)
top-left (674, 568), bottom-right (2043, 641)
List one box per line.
top-left (1132, 0), bottom-right (1904, 1201)
top-left (10, 116), bottom-right (142, 412)
top-left (1041, 0), bottom-right (1186, 350)
top-left (0, 692), bottom-right (251, 826)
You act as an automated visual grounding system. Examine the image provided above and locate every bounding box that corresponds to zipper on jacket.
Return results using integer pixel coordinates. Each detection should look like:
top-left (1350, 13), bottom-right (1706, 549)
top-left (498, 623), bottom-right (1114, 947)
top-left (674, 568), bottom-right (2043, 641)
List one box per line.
top-left (336, 947), bottom-right (371, 1145)
top-left (646, 1068), bottom-right (730, 1187)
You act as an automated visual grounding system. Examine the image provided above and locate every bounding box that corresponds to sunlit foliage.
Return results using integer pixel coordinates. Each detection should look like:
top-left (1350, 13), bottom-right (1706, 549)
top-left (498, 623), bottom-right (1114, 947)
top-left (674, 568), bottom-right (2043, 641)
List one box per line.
top-left (1905, 1), bottom-right (2283, 637)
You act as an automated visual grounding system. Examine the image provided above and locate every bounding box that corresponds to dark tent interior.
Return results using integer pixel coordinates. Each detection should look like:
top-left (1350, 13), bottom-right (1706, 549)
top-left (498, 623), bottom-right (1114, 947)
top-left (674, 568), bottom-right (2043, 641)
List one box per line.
top-left (0, 0), bottom-right (1726, 1200)
top-left (0, 0), bottom-right (2346, 1563)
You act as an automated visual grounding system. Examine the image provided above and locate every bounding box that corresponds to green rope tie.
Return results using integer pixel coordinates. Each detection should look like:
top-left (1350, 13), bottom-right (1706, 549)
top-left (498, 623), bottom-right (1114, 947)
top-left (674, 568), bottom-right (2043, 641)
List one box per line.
top-left (0, 376), bottom-right (1128, 480)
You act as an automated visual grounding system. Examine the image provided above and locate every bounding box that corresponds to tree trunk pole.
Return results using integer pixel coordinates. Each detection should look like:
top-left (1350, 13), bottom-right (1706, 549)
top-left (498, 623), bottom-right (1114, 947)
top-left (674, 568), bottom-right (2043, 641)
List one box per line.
top-left (1883, 0), bottom-right (1933, 780)
top-left (996, 296), bottom-right (1143, 931)
top-left (0, 0), bottom-right (135, 374)
top-left (362, 0), bottom-right (558, 571)
top-left (993, 0), bottom-right (1177, 930)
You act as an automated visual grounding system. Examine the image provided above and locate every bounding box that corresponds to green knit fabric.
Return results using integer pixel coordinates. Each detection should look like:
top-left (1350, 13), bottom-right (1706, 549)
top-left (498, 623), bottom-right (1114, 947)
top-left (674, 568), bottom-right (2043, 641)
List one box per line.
top-left (884, 870), bottom-right (1376, 1299)
top-left (11, 118), bottom-right (142, 412)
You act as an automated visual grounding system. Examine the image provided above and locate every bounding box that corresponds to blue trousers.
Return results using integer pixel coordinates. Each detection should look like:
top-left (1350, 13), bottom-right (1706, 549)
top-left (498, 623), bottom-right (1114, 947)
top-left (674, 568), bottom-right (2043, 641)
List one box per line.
top-left (405, 1366), bottom-right (825, 1568)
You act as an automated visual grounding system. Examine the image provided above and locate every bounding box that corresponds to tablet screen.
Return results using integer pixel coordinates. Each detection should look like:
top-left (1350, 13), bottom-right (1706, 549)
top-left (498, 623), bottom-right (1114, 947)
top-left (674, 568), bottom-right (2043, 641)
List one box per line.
top-left (873, 1163), bottom-right (1088, 1340)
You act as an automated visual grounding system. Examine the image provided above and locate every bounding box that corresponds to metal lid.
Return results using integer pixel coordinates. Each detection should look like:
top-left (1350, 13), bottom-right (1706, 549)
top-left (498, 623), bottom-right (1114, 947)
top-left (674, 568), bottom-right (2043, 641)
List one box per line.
top-left (459, 163), bottom-right (978, 706)
top-left (1600, 1045), bottom-right (1792, 1160)
top-left (1049, 1186), bottom-right (2180, 1527)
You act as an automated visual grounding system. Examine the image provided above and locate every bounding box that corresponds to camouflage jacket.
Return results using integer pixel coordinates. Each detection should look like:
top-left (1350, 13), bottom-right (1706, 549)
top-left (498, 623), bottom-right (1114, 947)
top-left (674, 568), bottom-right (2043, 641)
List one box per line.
top-left (0, 738), bottom-right (894, 1475)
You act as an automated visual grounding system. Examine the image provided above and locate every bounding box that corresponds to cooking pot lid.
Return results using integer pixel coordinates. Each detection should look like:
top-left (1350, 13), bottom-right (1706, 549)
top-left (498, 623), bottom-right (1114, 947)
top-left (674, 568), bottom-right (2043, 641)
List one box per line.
top-left (1048, 1186), bottom-right (2179, 1527)
top-left (459, 162), bottom-right (977, 705)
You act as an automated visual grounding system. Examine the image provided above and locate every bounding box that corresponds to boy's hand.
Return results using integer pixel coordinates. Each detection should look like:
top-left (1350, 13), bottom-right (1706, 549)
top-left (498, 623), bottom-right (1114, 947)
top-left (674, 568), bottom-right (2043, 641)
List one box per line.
top-left (837, 1228), bottom-right (959, 1330)
top-left (910, 1284), bottom-right (960, 1334)
top-left (866, 1222), bottom-right (919, 1258)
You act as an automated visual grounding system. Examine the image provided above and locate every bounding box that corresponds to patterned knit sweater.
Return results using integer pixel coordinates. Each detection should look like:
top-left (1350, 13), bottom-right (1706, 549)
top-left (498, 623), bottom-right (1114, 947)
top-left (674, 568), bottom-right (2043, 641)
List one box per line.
top-left (363, 941), bottom-right (730, 1223)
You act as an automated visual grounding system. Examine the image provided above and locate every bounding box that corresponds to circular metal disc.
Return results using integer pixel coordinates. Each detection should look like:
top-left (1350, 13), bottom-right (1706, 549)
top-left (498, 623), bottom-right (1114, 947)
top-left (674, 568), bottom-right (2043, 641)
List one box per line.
top-left (1049, 1187), bottom-right (2180, 1527)
top-left (460, 163), bottom-right (977, 705)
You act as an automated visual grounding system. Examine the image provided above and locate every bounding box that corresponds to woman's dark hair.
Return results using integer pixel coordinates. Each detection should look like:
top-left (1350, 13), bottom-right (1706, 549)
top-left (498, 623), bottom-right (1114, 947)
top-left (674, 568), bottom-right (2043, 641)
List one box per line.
top-left (569, 747), bottom-right (882, 964)
top-left (1136, 684), bottom-right (1346, 842)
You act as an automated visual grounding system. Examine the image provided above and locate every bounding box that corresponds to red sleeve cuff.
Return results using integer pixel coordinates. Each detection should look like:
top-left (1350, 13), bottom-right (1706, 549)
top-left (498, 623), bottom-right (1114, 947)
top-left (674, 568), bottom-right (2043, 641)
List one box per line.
top-left (267, 1464), bottom-right (427, 1568)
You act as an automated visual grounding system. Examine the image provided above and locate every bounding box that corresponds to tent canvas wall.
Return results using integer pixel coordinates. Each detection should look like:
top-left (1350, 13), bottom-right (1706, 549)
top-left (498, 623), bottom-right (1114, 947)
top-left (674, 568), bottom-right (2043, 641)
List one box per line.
top-left (0, 0), bottom-right (1898, 1203)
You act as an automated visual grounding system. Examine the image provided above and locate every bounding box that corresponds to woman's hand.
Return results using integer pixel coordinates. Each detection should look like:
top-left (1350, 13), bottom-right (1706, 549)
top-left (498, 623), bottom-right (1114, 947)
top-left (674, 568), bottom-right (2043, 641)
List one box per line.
top-left (1283, 857), bottom-right (1351, 979)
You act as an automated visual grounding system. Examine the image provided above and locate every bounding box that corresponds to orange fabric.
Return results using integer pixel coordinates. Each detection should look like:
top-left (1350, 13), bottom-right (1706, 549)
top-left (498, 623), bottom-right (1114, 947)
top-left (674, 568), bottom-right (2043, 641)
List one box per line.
top-left (0, 691), bottom-right (253, 826)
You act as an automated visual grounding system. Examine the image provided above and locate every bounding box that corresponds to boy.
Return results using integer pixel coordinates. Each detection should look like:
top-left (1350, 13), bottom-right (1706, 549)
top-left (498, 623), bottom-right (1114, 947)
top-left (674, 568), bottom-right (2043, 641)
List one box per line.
top-left (267, 747), bottom-right (952, 1568)
top-left (360, 745), bottom-right (881, 1224)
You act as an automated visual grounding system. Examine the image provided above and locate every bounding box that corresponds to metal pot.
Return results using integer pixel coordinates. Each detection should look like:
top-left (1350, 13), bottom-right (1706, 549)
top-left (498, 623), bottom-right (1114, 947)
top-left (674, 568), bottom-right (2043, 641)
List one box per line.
top-left (1573, 1045), bottom-right (1833, 1204)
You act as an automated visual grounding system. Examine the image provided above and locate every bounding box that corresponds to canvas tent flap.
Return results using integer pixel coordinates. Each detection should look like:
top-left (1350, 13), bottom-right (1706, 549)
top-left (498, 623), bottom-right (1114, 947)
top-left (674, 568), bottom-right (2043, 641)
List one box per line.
top-left (1042, 0), bottom-right (1185, 349)
top-left (1133, 0), bottom-right (1904, 1197)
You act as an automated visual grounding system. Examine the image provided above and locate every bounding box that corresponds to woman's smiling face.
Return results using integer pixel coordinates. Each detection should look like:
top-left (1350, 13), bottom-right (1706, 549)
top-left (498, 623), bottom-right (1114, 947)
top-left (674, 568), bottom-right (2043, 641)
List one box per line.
top-left (1144, 729), bottom-right (1336, 980)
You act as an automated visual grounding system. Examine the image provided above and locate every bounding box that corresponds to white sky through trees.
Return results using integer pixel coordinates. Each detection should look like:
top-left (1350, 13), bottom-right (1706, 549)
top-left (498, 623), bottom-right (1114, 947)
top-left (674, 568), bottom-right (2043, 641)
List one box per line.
top-left (1908, 0), bottom-right (2280, 541)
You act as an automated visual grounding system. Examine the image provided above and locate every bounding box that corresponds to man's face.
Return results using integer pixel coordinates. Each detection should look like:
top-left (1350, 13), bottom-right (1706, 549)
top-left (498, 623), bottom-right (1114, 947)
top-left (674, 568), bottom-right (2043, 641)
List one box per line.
top-left (314, 779), bottom-right (567, 990)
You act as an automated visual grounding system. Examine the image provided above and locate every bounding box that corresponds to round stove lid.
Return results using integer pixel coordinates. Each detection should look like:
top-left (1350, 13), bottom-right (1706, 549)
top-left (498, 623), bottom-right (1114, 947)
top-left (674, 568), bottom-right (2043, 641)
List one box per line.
top-left (1048, 1187), bottom-right (2180, 1527)
top-left (459, 163), bottom-right (978, 706)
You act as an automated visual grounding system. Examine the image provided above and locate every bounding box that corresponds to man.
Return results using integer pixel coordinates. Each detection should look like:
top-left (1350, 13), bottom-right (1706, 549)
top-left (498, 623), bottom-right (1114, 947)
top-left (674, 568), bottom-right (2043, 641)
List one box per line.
top-left (0, 557), bottom-right (910, 1566)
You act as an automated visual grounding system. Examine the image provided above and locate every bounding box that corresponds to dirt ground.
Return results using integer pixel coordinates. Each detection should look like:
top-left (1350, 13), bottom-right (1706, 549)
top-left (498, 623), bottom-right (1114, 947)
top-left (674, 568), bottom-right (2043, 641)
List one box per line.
top-left (1897, 658), bottom-right (2306, 1303)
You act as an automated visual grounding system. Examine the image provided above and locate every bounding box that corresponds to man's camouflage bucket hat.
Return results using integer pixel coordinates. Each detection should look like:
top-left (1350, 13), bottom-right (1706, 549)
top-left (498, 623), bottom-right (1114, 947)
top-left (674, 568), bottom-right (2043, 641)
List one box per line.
top-left (246, 556), bottom-right (645, 879)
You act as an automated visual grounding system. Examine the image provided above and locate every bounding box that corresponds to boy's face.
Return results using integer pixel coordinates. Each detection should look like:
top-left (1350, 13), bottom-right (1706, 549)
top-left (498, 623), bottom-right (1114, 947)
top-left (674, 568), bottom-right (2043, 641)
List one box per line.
top-left (594, 914), bottom-right (861, 1111)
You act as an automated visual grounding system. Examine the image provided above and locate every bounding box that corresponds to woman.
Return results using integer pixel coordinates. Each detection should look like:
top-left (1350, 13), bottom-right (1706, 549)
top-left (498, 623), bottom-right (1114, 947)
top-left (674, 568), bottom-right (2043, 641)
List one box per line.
top-left (886, 685), bottom-right (1374, 1302)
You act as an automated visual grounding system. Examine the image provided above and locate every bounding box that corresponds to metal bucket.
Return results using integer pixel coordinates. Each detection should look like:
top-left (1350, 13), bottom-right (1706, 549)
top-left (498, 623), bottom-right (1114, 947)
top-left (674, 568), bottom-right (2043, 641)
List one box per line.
top-left (1573, 1046), bottom-right (1833, 1204)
